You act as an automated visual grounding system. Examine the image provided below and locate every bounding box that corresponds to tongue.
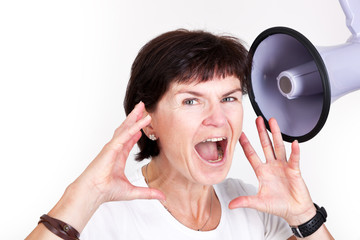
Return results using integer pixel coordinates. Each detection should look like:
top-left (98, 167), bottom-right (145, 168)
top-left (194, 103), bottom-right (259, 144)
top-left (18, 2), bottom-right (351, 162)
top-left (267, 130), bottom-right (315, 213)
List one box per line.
top-left (195, 142), bottom-right (218, 161)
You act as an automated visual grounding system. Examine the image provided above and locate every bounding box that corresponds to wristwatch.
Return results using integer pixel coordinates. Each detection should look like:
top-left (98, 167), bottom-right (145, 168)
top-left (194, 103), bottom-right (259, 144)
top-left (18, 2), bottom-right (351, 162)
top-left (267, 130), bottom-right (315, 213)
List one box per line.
top-left (290, 203), bottom-right (327, 238)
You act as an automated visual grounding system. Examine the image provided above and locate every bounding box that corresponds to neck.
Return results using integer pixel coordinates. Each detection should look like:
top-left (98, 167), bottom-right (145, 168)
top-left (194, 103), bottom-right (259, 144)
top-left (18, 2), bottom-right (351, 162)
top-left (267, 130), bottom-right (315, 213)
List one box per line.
top-left (142, 159), bottom-right (220, 231)
top-left (144, 156), bottom-right (214, 203)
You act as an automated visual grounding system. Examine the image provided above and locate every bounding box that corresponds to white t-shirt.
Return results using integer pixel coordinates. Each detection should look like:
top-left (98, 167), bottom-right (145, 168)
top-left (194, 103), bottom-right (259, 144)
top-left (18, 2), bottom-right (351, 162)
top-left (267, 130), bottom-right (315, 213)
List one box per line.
top-left (81, 168), bottom-right (293, 240)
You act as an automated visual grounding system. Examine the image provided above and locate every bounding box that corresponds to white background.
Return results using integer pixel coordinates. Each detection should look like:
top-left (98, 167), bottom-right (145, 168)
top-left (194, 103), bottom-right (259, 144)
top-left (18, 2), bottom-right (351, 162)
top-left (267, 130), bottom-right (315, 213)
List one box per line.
top-left (1, 0), bottom-right (359, 239)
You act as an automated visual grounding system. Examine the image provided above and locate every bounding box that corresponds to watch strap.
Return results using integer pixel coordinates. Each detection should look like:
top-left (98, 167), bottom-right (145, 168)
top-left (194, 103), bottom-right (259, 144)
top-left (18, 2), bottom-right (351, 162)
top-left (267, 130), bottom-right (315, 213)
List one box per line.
top-left (291, 203), bottom-right (327, 238)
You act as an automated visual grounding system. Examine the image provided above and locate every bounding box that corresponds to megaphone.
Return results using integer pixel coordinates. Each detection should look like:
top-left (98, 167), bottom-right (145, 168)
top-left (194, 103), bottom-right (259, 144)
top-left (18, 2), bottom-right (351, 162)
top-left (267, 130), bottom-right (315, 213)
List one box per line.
top-left (248, 0), bottom-right (360, 143)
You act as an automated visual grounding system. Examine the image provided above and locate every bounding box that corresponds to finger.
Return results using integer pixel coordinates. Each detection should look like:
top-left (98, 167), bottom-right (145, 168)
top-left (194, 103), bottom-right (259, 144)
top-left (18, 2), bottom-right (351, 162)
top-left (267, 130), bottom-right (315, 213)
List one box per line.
top-left (111, 114), bottom-right (151, 149)
top-left (268, 118), bottom-right (286, 161)
top-left (131, 101), bottom-right (146, 120)
top-left (129, 186), bottom-right (166, 201)
top-left (114, 101), bottom-right (146, 137)
top-left (239, 132), bottom-right (262, 173)
top-left (228, 195), bottom-right (264, 211)
top-left (256, 116), bottom-right (275, 160)
top-left (288, 140), bottom-right (300, 170)
top-left (114, 131), bottom-right (143, 170)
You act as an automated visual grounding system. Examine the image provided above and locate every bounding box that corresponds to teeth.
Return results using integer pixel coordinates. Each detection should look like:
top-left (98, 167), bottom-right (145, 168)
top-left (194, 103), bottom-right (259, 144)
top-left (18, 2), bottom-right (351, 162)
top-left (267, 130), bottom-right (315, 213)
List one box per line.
top-left (198, 137), bottom-right (226, 163)
top-left (202, 137), bottom-right (226, 143)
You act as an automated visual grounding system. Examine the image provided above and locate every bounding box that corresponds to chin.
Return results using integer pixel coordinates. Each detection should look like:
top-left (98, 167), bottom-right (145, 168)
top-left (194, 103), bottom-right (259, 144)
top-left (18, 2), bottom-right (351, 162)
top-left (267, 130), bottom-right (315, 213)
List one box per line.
top-left (201, 171), bottom-right (229, 186)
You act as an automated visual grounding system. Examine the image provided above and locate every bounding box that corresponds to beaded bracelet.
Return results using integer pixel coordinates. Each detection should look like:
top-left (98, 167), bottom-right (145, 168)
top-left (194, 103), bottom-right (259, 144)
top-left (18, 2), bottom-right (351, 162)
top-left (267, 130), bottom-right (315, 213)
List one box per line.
top-left (38, 214), bottom-right (80, 240)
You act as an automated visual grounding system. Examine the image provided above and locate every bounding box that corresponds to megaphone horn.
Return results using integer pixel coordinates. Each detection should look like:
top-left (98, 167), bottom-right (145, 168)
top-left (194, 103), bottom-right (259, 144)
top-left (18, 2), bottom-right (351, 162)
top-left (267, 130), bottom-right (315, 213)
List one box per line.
top-left (248, 0), bottom-right (360, 143)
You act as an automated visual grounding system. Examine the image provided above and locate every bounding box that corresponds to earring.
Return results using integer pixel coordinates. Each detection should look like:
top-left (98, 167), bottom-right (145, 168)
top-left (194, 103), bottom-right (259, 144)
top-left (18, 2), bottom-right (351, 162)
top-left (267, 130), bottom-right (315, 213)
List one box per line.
top-left (149, 134), bottom-right (157, 141)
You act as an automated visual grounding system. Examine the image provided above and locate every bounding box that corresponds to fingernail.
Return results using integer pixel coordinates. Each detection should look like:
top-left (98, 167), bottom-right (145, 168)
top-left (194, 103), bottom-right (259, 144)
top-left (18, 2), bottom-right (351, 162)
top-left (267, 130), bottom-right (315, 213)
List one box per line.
top-left (135, 101), bottom-right (144, 110)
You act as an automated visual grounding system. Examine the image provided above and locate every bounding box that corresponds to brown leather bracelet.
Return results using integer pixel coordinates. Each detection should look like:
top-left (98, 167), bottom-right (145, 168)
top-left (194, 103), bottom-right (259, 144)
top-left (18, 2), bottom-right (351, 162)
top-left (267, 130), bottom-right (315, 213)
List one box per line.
top-left (38, 214), bottom-right (80, 240)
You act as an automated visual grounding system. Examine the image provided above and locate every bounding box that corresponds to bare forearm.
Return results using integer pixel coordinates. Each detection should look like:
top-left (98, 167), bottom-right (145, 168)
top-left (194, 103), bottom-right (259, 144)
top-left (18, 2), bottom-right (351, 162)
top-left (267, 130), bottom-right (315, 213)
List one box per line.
top-left (26, 180), bottom-right (102, 240)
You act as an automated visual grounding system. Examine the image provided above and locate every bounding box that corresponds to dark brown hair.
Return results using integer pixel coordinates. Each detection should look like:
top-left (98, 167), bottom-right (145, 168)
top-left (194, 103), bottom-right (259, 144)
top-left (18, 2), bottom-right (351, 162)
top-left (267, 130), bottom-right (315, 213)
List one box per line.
top-left (124, 29), bottom-right (249, 161)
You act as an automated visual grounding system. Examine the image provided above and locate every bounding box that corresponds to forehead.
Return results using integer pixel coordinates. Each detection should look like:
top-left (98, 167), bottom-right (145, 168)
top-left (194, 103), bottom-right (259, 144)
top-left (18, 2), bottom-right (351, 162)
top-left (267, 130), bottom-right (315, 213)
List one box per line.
top-left (168, 76), bottom-right (242, 95)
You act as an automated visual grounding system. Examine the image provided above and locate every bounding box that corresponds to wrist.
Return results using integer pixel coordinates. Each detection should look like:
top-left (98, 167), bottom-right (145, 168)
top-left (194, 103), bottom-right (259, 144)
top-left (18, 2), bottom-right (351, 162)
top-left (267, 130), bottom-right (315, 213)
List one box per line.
top-left (289, 203), bottom-right (328, 238)
top-left (48, 180), bottom-right (103, 233)
top-left (285, 204), bottom-right (317, 227)
top-left (70, 176), bottom-right (107, 208)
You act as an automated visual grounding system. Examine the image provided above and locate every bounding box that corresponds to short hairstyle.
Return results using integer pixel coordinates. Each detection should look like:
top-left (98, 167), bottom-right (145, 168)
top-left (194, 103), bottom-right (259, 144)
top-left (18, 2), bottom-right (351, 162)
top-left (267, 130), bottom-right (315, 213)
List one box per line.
top-left (124, 29), bottom-right (249, 161)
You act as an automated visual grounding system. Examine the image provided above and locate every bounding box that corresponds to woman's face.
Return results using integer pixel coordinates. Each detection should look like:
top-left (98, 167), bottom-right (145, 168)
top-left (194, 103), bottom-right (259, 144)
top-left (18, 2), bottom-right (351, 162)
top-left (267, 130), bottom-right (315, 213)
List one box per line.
top-left (149, 76), bottom-right (243, 185)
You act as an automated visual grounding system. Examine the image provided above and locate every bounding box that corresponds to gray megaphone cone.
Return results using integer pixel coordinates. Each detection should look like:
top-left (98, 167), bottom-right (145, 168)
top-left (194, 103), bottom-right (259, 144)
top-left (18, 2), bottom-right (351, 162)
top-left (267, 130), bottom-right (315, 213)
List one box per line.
top-left (248, 0), bottom-right (360, 143)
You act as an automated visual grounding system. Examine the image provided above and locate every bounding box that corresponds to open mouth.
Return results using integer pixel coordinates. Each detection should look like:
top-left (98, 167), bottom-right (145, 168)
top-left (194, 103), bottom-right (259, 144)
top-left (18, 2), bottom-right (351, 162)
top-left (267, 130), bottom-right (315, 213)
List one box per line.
top-left (194, 137), bottom-right (227, 163)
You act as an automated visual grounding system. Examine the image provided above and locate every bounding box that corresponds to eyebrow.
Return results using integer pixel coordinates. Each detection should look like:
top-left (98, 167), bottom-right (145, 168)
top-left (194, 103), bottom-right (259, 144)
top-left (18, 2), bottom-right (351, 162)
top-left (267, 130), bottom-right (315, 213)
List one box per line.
top-left (222, 88), bottom-right (243, 97)
top-left (176, 88), bottom-right (242, 98)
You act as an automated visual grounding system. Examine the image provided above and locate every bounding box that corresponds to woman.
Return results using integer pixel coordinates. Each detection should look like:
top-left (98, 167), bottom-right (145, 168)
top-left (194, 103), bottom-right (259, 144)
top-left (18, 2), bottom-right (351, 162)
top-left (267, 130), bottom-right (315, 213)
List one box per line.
top-left (26, 29), bottom-right (333, 239)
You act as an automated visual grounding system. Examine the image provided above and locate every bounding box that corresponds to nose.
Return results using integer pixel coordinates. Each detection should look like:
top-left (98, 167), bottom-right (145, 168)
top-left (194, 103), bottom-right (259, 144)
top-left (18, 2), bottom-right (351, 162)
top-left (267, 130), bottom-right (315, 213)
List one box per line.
top-left (202, 103), bottom-right (227, 127)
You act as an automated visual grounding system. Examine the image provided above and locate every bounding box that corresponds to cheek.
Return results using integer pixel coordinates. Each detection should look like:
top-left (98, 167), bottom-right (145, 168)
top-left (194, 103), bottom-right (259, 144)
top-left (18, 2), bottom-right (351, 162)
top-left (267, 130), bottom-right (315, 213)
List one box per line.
top-left (228, 106), bottom-right (244, 136)
top-left (155, 112), bottom-right (198, 151)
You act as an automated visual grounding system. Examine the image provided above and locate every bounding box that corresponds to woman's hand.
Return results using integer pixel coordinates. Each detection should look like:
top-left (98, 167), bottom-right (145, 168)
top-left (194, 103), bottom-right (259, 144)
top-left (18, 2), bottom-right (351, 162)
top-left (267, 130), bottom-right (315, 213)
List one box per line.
top-left (75, 101), bottom-right (165, 204)
top-left (229, 116), bottom-right (316, 226)
top-left (26, 102), bottom-right (165, 239)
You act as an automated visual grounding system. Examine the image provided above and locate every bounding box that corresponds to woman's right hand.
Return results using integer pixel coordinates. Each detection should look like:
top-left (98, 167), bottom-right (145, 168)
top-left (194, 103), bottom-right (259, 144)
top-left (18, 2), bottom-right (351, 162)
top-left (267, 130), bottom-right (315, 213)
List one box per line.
top-left (75, 101), bottom-right (165, 204)
top-left (26, 102), bottom-right (164, 240)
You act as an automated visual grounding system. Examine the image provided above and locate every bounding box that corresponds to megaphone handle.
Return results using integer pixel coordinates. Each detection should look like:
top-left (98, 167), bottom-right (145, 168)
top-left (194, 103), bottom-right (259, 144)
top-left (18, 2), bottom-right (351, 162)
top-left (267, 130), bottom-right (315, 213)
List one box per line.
top-left (339, 0), bottom-right (360, 40)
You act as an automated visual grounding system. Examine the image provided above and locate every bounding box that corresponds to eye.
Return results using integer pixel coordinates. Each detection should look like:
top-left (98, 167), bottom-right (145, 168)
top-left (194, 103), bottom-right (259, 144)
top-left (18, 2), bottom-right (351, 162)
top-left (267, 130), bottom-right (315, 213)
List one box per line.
top-left (183, 99), bottom-right (198, 105)
top-left (221, 97), bottom-right (236, 102)
top-left (183, 98), bottom-right (199, 105)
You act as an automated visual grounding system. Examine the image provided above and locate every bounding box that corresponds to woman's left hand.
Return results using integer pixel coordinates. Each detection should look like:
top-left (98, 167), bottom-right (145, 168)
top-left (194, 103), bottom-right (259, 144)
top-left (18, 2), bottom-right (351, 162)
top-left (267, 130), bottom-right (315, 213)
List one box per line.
top-left (229, 116), bottom-right (316, 226)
